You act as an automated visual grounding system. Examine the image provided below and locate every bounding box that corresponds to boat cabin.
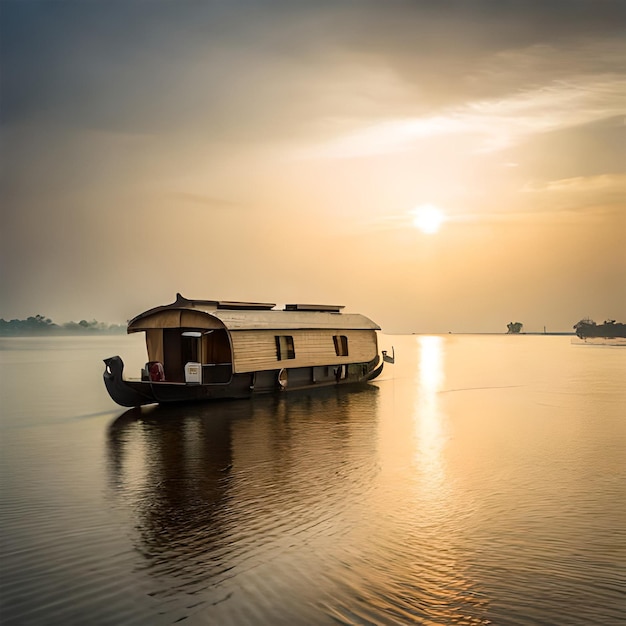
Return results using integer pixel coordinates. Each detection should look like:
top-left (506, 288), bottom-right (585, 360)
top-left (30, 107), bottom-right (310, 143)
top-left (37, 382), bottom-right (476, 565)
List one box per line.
top-left (126, 293), bottom-right (381, 387)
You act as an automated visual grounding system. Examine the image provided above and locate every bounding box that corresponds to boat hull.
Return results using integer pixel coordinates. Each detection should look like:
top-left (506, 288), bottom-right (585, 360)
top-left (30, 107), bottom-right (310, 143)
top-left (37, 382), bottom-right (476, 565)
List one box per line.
top-left (104, 355), bottom-right (384, 407)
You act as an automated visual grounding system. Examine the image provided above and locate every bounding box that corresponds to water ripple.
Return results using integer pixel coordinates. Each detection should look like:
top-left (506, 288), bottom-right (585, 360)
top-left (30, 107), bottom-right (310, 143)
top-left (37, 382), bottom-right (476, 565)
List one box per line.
top-left (2, 336), bottom-right (625, 625)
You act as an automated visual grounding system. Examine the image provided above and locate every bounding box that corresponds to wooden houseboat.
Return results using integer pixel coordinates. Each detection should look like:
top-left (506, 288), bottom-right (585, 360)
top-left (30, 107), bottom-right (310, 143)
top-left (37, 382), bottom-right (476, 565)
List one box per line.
top-left (103, 293), bottom-right (389, 407)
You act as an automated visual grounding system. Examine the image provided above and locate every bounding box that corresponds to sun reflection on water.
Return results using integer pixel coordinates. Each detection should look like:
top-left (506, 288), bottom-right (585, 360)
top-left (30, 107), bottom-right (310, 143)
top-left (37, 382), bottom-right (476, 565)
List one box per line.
top-left (415, 335), bottom-right (446, 493)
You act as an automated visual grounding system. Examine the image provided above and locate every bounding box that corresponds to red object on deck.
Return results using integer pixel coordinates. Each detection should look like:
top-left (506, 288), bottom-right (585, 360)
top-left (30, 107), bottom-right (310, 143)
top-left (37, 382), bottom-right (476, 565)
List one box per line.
top-left (148, 361), bottom-right (165, 382)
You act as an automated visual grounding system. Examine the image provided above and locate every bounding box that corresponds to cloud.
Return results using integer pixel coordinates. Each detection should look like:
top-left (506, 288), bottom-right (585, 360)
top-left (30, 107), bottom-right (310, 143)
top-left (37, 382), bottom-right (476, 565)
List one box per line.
top-left (2, 1), bottom-right (623, 139)
top-left (167, 192), bottom-right (244, 210)
top-left (522, 174), bottom-right (626, 194)
top-left (298, 73), bottom-right (625, 158)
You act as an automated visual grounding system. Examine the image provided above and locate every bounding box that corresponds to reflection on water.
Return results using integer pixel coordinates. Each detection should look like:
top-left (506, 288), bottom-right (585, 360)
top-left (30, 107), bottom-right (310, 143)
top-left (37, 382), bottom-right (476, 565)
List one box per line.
top-left (1, 335), bottom-right (625, 625)
top-left (415, 335), bottom-right (445, 493)
top-left (108, 405), bottom-right (238, 614)
top-left (338, 336), bottom-right (490, 626)
top-left (106, 388), bottom-right (382, 624)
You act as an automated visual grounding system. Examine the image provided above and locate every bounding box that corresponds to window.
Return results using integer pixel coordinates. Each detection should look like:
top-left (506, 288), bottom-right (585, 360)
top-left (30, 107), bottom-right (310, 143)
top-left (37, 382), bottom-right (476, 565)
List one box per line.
top-left (333, 335), bottom-right (348, 356)
top-left (276, 335), bottom-right (295, 360)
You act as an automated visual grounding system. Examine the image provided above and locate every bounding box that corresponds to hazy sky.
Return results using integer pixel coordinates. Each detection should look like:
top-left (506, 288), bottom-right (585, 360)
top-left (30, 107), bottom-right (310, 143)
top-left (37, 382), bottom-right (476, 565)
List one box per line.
top-left (1, 0), bottom-right (624, 333)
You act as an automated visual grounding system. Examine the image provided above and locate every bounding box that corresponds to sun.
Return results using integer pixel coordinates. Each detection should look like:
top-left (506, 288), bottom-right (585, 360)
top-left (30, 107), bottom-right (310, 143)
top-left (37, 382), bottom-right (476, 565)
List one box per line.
top-left (412, 204), bottom-right (446, 234)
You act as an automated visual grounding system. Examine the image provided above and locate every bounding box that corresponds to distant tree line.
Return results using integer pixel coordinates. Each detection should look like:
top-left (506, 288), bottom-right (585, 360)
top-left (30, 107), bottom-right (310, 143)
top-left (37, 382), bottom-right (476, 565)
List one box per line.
top-left (506, 321), bottom-right (524, 334)
top-left (0, 315), bottom-right (126, 336)
top-left (573, 318), bottom-right (626, 339)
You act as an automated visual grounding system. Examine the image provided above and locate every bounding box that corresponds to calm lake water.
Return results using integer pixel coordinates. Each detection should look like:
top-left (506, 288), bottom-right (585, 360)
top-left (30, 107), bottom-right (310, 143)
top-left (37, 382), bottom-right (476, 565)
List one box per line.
top-left (1, 334), bottom-right (624, 625)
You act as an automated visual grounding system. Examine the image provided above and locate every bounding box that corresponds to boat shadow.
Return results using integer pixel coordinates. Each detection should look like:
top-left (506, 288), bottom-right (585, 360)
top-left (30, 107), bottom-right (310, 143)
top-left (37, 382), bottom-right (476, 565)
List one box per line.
top-left (106, 384), bottom-right (381, 583)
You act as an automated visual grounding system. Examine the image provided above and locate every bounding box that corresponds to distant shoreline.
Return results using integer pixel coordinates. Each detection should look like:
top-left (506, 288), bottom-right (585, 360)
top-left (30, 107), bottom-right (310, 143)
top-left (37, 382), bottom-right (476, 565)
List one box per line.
top-left (1, 330), bottom-right (578, 337)
top-left (379, 332), bottom-right (577, 336)
top-left (0, 316), bottom-right (126, 336)
top-left (0, 329), bottom-right (127, 337)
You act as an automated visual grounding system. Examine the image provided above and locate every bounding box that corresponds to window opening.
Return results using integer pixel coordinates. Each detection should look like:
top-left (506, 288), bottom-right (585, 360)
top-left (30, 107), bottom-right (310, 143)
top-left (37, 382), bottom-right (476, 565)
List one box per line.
top-left (276, 335), bottom-right (295, 360)
top-left (333, 335), bottom-right (349, 356)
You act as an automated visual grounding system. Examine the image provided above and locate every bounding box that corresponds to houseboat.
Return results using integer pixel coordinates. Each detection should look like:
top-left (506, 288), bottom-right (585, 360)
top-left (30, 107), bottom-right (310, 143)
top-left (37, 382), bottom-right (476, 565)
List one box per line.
top-left (103, 293), bottom-right (390, 407)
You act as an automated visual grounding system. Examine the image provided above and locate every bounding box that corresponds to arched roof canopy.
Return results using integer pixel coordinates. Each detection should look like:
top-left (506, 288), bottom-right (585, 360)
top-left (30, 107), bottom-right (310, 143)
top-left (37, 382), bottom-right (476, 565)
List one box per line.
top-left (128, 309), bottom-right (227, 333)
top-left (127, 293), bottom-right (380, 334)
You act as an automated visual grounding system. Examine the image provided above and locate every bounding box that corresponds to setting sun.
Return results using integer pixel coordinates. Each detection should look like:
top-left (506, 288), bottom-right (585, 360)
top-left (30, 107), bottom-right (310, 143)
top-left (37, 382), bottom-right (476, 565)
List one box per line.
top-left (412, 204), bottom-right (446, 234)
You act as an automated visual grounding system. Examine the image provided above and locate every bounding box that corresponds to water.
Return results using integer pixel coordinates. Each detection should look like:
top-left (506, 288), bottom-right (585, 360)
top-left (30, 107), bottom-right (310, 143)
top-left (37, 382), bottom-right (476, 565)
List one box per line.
top-left (1, 334), bottom-right (624, 625)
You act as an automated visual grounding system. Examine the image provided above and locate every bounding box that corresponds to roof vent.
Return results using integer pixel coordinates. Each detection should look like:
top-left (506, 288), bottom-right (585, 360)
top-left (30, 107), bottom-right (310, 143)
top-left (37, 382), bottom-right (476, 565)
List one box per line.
top-left (216, 301), bottom-right (276, 310)
top-left (284, 304), bottom-right (344, 313)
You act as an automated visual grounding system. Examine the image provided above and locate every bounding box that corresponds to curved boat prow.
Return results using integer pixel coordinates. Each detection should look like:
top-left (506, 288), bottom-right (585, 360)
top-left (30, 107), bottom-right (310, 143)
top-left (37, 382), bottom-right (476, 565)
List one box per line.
top-left (103, 356), bottom-right (155, 407)
top-left (382, 346), bottom-right (395, 364)
top-left (365, 360), bottom-right (384, 381)
top-left (366, 346), bottom-right (395, 382)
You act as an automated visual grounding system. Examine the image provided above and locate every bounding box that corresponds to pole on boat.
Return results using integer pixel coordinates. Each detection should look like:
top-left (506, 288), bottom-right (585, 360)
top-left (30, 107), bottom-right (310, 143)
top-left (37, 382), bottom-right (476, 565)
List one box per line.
top-left (382, 346), bottom-right (395, 364)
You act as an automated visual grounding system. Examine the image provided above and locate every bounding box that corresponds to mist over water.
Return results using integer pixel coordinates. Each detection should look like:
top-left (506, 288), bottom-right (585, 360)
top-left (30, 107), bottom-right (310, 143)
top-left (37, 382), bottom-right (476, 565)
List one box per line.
top-left (1, 335), bottom-right (624, 625)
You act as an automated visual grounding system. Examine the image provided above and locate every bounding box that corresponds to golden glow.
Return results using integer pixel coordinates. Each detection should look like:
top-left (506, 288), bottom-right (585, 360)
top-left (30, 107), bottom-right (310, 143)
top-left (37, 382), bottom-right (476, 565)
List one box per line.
top-left (412, 204), bottom-right (446, 234)
top-left (2, 7), bottom-right (621, 333)
top-left (415, 335), bottom-right (446, 489)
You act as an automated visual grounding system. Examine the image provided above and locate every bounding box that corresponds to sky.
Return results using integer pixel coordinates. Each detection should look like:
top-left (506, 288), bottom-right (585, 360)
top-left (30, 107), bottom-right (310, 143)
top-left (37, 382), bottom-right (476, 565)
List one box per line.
top-left (1, 0), bottom-right (624, 333)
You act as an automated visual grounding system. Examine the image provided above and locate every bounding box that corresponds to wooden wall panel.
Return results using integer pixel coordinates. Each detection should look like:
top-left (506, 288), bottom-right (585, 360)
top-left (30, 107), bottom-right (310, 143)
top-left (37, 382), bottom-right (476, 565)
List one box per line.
top-left (231, 329), bottom-right (378, 373)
